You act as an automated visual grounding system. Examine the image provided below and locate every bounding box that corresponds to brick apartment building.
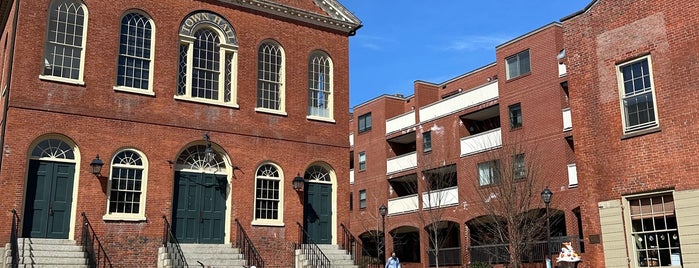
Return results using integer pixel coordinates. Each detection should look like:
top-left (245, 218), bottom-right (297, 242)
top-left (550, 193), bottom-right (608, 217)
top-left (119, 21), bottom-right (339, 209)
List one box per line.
top-left (562, 0), bottom-right (699, 267)
top-left (348, 23), bottom-right (582, 267)
top-left (0, 0), bottom-right (360, 267)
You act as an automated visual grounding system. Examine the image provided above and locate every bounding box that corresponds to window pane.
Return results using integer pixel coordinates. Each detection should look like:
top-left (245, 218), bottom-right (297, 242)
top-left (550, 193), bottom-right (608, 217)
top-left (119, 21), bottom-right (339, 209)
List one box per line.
top-left (117, 13), bottom-right (152, 89)
top-left (258, 43), bottom-right (283, 110)
top-left (108, 150), bottom-right (145, 215)
top-left (192, 29), bottom-right (221, 100)
top-left (255, 164), bottom-right (281, 220)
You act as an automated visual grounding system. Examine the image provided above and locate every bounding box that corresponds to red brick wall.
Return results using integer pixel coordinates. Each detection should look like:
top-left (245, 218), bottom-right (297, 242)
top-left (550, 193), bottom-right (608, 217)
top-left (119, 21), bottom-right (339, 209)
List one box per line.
top-left (0, 0), bottom-right (353, 267)
top-left (563, 0), bottom-right (699, 267)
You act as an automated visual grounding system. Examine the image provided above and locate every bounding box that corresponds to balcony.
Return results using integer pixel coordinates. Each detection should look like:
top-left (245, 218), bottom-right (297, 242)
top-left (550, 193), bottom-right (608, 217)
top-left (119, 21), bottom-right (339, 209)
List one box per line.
top-left (419, 82), bottom-right (498, 123)
top-left (350, 169), bottom-right (354, 185)
top-left (568, 163), bottom-right (578, 187)
top-left (559, 62), bottom-right (567, 77)
top-left (562, 108), bottom-right (572, 131)
top-left (460, 128), bottom-right (502, 156)
top-left (386, 152), bottom-right (417, 175)
top-left (387, 194), bottom-right (419, 215)
top-left (386, 111), bottom-right (416, 135)
top-left (421, 186), bottom-right (459, 209)
top-left (349, 133), bottom-right (354, 147)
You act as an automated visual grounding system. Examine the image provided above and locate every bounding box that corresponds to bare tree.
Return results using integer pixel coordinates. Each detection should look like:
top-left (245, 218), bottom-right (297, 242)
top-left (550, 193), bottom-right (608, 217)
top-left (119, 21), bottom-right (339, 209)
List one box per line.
top-left (469, 141), bottom-right (550, 268)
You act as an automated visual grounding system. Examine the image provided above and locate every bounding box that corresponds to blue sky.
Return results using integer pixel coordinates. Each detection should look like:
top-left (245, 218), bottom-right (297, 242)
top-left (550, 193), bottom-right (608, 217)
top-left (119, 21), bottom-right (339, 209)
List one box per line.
top-left (340, 1), bottom-right (591, 108)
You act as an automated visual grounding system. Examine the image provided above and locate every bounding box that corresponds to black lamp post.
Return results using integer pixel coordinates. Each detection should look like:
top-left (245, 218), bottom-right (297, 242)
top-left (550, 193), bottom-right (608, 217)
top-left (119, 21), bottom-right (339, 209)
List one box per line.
top-left (379, 204), bottom-right (388, 263)
top-left (541, 186), bottom-right (553, 262)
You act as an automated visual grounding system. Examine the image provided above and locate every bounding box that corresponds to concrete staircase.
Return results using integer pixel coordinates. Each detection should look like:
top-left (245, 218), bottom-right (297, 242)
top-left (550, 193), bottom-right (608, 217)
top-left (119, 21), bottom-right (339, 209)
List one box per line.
top-left (3, 238), bottom-right (88, 268)
top-left (295, 244), bottom-right (357, 268)
top-left (159, 244), bottom-right (247, 268)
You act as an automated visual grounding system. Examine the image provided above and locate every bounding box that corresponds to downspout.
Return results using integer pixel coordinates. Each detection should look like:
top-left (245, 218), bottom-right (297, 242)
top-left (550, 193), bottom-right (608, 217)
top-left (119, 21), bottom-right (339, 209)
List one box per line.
top-left (0, 0), bottom-right (21, 175)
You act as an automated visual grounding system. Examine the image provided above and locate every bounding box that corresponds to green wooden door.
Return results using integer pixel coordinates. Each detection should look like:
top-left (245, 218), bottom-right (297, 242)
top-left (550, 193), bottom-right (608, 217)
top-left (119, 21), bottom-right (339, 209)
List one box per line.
top-left (173, 171), bottom-right (226, 244)
top-left (304, 183), bottom-right (332, 244)
top-left (23, 160), bottom-right (75, 238)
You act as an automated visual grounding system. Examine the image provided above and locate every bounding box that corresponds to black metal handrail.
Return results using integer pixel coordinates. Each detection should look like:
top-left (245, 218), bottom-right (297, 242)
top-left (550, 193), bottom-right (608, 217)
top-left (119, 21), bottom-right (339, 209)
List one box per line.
top-left (80, 212), bottom-right (113, 268)
top-left (294, 222), bottom-right (330, 268)
top-left (339, 223), bottom-right (383, 268)
top-left (234, 219), bottom-right (265, 268)
top-left (162, 216), bottom-right (188, 267)
top-left (10, 209), bottom-right (19, 268)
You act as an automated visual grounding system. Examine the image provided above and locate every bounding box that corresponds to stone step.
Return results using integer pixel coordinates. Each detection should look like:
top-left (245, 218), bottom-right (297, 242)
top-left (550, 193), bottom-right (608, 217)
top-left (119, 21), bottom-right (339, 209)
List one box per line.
top-left (11, 238), bottom-right (90, 267)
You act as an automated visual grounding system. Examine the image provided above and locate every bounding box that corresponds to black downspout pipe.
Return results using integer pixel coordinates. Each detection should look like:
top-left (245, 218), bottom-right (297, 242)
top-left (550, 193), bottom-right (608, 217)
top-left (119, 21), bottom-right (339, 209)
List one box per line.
top-left (0, 0), bottom-right (21, 174)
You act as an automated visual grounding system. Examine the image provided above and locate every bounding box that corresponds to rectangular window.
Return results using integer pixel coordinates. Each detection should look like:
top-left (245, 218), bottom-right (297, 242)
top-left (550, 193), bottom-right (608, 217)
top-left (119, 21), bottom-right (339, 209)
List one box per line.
top-left (423, 131), bottom-right (432, 152)
top-left (478, 160), bottom-right (500, 186)
top-left (349, 192), bottom-right (353, 211)
top-left (628, 193), bottom-right (682, 267)
top-left (618, 56), bottom-right (658, 133)
top-left (359, 190), bottom-right (367, 209)
top-left (509, 103), bottom-right (522, 129)
top-left (506, 49), bottom-right (531, 79)
top-left (513, 154), bottom-right (526, 179)
top-left (358, 113), bottom-right (372, 133)
top-left (358, 152), bottom-right (366, 171)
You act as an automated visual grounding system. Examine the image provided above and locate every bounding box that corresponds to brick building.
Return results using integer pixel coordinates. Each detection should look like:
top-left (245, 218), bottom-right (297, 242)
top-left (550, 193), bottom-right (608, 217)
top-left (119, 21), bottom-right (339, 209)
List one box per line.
top-left (562, 0), bottom-right (699, 267)
top-left (0, 0), bottom-right (360, 267)
top-left (347, 23), bottom-right (582, 267)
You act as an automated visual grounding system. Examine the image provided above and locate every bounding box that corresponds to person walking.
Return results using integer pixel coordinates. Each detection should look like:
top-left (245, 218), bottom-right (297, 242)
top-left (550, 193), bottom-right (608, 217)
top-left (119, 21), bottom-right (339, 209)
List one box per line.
top-left (385, 252), bottom-right (401, 268)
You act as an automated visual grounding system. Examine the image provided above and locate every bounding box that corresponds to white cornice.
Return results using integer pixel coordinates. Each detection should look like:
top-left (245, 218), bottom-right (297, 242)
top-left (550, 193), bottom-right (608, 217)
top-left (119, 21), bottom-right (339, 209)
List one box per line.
top-left (215, 0), bottom-right (362, 35)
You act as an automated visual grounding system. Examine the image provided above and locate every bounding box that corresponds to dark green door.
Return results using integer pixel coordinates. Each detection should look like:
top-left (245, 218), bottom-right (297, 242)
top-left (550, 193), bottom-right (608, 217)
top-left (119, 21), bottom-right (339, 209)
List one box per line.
top-left (304, 182), bottom-right (332, 244)
top-left (173, 171), bottom-right (226, 244)
top-left (23, 160), bottom-right (75, 238)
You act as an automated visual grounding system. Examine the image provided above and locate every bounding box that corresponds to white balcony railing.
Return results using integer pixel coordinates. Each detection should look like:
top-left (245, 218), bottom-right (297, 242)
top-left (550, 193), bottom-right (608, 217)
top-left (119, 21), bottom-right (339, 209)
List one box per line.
top-left (567, 164), bottom-right (578, 187)
top-left (387, 194), bottom-right (419, 215)
top-left (350, 169), bottom-right (354, 185)
top-left (422, 187), bottom-right (459, 209)
top-left (349, 133), bottom-right (354, 147)
top-left (386, 152), bottom-right (417, 174)
top-left (386, 111), bottom-right (416, 135)
top-left (460, 128), bottom-right (502, 156)
top-left (419, 82), bottom-right (498, 123)
top-left (562, 108), bottom-right (572, 131)
top-left (559, 62), bottom-right (567, 77)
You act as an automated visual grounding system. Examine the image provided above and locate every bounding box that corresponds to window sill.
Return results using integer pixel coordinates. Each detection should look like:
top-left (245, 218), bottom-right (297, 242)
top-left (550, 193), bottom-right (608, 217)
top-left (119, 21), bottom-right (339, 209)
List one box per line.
top-left (307, 115), bottom-right (336, 123)
top-left (251, 220), bottom-right (285, 227)
top-left (114, 86), bottom-right (155, 96)
top-left (510, 126), bottom-right (523, 131)
top-left (102, 214), bottom-right (147, 222)
top-left (621, 125), bottom-right (661, 140)
top-left (39, 75), bottom-right (85, 86)
top-left (174, 95), bottom-right (240, 109)
top-left (255, 107), bottom-right (287, 116)
top-left (505, 72), bottom-right (531, 82)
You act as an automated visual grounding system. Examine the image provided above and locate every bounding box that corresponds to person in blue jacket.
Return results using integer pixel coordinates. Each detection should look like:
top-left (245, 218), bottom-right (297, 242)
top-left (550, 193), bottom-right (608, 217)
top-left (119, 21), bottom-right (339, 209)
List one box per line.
top-left (385, 252), bottom-right (401, 268)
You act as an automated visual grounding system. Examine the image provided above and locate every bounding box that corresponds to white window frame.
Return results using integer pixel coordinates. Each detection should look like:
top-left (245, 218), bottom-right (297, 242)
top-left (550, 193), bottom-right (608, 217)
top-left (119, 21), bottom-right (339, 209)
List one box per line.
top-left (175, 26), bottom-right (238, 108)
top-left (40, 0), bottom-right (88, 85)
top-left (505, 49), bottom-right (531, 80)
top-left (307, 51), bottom-right (334, 122)
top-left (617, 55), bottom-right (659, 134)
top-left (103, 148), bottom-right (148, 221)
top-left (114, 10), bottom-right (155, 96)
top-left (358, 151), bottom-right (366, 171)
top-left (624, 191), bottom-right (682, 268)
top-left (252, 163), bottom-right (284, 226)
top-left (255, 40), bottom-right (286, 115)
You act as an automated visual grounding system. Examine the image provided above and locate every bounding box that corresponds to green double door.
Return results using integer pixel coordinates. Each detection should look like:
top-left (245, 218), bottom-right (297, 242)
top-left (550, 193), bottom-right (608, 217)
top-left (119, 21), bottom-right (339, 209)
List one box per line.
top-left (173, 171), bottom-right (227, 244)
top-left (304, 182), bottom-right (332, 244)
top-left (23, 160), bottom-right (75, 238)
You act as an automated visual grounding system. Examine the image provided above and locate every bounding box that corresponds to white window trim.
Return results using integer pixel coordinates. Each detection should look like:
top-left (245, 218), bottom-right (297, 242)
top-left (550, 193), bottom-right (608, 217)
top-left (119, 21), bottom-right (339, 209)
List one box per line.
top-left (114, 11), bottom-right (156, 94)
top-left (505, 49), bottom-right (530, 80)
top-left (307, 52), bottom-right (334, 120)
top-left (175, 32), bottom-right (239, 107)
top-left (251, 163), bottom-right (285, 227)
top-left (617, 55), bottom-right (660, 134)
top-left (40, 0), bottom-right (89, 85)
top-left (256, 41), bottom-right (286, 113)
top-left (255, 107), bottom-right (288, 116)
top-left (103, 148), bottom-right (149, 221)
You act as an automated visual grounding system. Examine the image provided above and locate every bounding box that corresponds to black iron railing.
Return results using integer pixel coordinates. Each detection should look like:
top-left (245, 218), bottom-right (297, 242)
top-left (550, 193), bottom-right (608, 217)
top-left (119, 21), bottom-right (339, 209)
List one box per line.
top-left (428, 247), bottom-right (462, 266)
top-left (10, 209), bottom-right (19, 268)
top-left (294, 222), bottom-right (330, 268)
top-left (80, 212), bottom-right (113, 268)
top-left (340, 223), bottom-right (382, 268)
top-left (469, 236), bottom-right (584, 265)
top-left (162, 216), bottom-right (188, 267)
top-left (234, 219), bottom-right (264, 268)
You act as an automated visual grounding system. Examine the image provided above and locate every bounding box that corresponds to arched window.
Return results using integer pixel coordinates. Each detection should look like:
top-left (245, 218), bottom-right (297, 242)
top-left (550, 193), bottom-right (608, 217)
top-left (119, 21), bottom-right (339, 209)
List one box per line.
top-left (41, 0), bottom-right (88, 83)
top-left (305, 165), bottom-right (331, 182)
top-left (176, 12), bottom-right (238, 107)
top-left (256, 41), bottom-right (285, 113)
top-left (105, 149), bottom-right (147, 220)
top-left (307, 51), bottom-right (333, 120)
top-left (116, 11), bottom-right (155, 93)
top-left (253, 163), bottom-right (284, 225)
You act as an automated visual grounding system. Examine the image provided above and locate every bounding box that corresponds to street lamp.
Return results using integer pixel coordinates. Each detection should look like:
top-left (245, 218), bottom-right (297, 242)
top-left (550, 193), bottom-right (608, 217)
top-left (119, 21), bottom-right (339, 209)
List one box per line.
top-left (379, 204), bottom-right (388, 263)
top-left (541, 186), bottom-right (553, 264)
